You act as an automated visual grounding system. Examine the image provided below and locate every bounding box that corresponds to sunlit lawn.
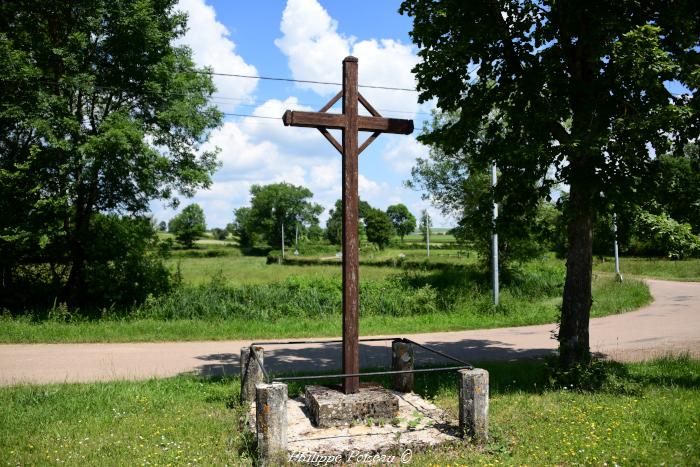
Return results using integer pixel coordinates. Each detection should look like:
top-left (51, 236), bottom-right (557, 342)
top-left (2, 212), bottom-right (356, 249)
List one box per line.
top-left (2, 357), bottom-right (698, 465)
top-left (594, 256), bottom-right (700, 281)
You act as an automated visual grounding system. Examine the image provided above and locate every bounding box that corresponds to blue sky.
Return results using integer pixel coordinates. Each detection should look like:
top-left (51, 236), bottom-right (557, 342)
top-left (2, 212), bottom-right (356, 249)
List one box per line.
top-left (150, 0), bottom-right (444, 228)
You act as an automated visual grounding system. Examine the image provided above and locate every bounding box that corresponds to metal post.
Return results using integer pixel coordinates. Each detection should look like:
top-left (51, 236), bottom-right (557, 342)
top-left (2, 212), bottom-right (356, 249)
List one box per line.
top-left (294, 222), bottom-right (299, 256)
top-left (491, 163), bottom-right (499, 306)
top-left (281, 219), bottom-right (285, 260)
top-left (426, 212), bottom-right (430, 257)
top-left (613, 213), bottom-right (622, 282)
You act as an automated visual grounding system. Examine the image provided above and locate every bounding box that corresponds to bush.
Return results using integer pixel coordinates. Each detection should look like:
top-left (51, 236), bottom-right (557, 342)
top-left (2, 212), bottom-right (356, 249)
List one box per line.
top-left (82, 215), bottom-right (172, 310)
top-left (631, 211), bottom-right (700, 259)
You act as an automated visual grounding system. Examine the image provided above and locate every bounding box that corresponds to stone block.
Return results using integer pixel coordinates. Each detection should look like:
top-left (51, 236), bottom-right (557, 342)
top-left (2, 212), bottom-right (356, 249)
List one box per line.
top-left (458, 368), bottom-right (489, 443)
top-left (392, 340), bottom-right (414, 392)
top-left (256, 382), bottom-right (287, 464)
top-left (304, 384), bottom-right (399, 428)
top-left (240, 346), bottom-right (264, 405)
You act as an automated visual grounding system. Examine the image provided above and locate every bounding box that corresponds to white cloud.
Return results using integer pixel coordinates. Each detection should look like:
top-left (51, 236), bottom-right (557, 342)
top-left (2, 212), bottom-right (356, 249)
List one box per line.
top-left (383, 135), bottom-right (429, 175)
top-left (176, 0), bottom-right (258, 110)
top-left (150, 1), bottom-right (452, 229)
top-left (275, 0), bottom-right (420, 115)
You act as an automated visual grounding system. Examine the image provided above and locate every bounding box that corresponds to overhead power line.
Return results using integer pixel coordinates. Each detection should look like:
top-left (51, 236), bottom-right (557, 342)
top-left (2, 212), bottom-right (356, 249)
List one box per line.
top-left (192, 70), bottom-right (418, 92)
top-left (20, 77), bottom-right (432, 117)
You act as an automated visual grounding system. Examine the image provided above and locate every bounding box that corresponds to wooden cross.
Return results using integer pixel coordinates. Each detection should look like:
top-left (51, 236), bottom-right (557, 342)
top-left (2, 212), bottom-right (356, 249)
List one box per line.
top-left (282, 56), bottom-right (413, 394)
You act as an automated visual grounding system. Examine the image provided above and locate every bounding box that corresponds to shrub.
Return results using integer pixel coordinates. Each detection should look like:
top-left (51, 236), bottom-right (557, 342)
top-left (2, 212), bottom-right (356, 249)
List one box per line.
top-left (631, 211), bottom-right (700, 259)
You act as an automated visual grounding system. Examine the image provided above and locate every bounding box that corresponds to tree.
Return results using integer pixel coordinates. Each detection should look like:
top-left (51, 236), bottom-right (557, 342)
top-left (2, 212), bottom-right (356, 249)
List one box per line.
top-left (158, 221), bottom-right (167, 232)
top-left (231, 207), bottom-right (256, 247)
top-left (241, 183), bottom-right (323, 248)
top-left (210, 227), bottom-right (228, 241)
top-left (325, 199), bottom-right (373, 245)
top-left (400, 0), bottom-right (698, 366)
top-left (0, 0), bottom-right (221, 308)
top-left (410, 119), bottom-right (554, 268)
top-left (386, 204), bottom-right (417, 241)
top-left (647, 144), bottom-right (700, 234)
top-left (169, 204), bottom-right (206, 248)
top-left (364, 208), bottom-right (395, 249)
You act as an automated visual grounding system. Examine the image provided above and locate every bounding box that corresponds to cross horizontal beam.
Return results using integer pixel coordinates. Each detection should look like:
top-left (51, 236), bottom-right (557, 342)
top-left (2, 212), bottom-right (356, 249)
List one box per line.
top-left (282, 110), bottom-right (414, 135)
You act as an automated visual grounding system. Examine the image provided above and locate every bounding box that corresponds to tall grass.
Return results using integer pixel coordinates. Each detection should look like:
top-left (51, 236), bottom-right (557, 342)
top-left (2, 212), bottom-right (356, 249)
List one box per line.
top-left (0, 259), bottom-right (651, 343)
top-left (134, 261), bottom-right (567, 321)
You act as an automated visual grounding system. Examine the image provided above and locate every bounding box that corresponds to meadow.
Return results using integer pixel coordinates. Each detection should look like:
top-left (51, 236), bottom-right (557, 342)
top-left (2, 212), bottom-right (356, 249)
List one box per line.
top-left (594, 256), bottom-right (700, 281)
top-left (1, 356), bottom-right (698, 465)
top-left (0, 238), bottom-right (653, 343)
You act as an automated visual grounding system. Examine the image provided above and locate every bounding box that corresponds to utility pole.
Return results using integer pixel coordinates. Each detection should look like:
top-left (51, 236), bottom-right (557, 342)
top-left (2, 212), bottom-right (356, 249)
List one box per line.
top-left (294, 222), bottom-right (299, 256)
top-left (491, 163), bottom-right (499, 306)
top-left (613, 213), bottom-right (622, 282)
top-left (425, 211), bottom-right (430, 257)
top-left (281, 219), bottom-right (285, 260)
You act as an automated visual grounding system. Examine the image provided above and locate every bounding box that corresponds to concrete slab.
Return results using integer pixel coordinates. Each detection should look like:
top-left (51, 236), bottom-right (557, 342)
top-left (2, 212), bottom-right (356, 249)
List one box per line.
top-left (248, 390), bottom-right (461, 461)
top-left (304, 384), bottom-right (399, 428)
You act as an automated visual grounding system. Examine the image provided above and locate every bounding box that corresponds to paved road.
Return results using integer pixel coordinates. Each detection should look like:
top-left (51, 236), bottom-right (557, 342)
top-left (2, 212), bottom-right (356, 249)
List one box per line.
top-left (1, 279), bottom-right (698, 386)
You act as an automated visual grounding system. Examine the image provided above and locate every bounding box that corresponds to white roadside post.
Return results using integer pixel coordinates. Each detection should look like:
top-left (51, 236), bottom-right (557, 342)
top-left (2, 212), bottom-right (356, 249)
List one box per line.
top-left (491, 163), bottom-right (499, 306)
top-left (613, 213), bottom-right (623, 282)
top-left (426, 212), bottom-right (431, 258)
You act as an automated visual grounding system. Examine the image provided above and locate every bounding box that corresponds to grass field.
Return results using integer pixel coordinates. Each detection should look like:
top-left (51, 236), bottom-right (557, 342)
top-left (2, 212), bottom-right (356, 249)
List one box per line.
top-left (1, 244), bottom-right (654, 343)
top-left (595, 256), bottom-right (700, 281)
top-left (0, 272), bottom-right (650, 343)
top-left (1, 357), bottom-right (697, 465)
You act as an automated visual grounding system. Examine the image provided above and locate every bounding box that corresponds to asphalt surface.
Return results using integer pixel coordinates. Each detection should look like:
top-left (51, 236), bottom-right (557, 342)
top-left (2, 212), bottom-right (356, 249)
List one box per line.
top-left (1, 279), bottom-right (698, 386)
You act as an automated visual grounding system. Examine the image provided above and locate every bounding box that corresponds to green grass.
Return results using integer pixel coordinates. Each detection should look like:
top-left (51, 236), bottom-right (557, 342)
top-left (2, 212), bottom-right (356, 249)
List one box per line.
top-left (404, 232), bottom-right (456, 243)
top-left (1, 247), bottom-right (655, 343)
top-left (0, 274), bottom-right (651, 343)
top-left (167, 255), bottom-right (402, 285)
top-left (1, 357), bottom-right (698, 465)
top-left (594, 256), bottom-right (700, 281)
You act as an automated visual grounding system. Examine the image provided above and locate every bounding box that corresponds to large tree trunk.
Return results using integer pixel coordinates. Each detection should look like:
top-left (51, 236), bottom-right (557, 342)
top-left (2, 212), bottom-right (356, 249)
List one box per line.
top-left (559, 175), bottom-right (595, 366)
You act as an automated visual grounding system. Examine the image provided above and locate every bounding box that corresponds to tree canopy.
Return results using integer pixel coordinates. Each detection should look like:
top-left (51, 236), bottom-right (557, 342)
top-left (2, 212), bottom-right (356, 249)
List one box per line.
top-left (400, 0), bottom-right (698, 365)
top-left (365, 208), bottom-right (395, 249)
top-left (325, 199), bottom-right (373, 245)
top-left (239, 182), bottom-right (323, 248)
top-left (169, 204), bottom-right (206, 248)
top-left (0, 0), bottom-right (222, 308)
top-left (386, 204), bottom-right (417, 241)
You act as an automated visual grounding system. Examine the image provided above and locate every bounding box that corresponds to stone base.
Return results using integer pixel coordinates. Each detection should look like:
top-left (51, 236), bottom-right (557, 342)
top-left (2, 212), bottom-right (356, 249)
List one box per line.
top-left (247, 389), bottom-right (461, 460)
top-left (304, 384), bottom-right (399, 428)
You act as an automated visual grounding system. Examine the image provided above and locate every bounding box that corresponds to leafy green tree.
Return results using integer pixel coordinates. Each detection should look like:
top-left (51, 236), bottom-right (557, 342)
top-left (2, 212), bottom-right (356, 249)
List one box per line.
top-left (231, 207), bottom-right (256, 247)
top-left (169, 204), bottom-right (206, 248)
top-left (364, 208), bottom-right (395, 249)
top-left (325, 199), bottom-right (373, 245)
top-left (400, 0), bottom-right (698, 366)
top-left (243, 183), bottom-right (323, 247)
top-left (648, 144), bottom-right (700, 234)
top-left (157, 221), bottom-right (167, 232)
top-left (411, 126), bottom-right (556, 268)
top-left (325, 201), bottom-right (343, 245)
top-left (0, 0), bottom-right (221, 308)
top-left (386, 204), bottom-right (417, 242)
top-left (631, 211), bottom-right (700, 259)
top-left (210, 228), bottom-right (228, 241)
top-left (82, 215), bottom-right (171, 309)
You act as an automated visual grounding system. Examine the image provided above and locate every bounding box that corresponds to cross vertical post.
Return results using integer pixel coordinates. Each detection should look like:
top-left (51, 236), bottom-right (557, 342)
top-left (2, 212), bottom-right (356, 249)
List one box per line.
top-left (282, 56), bottom-right (413, 394)
top-left (341, 56), bottom-right (360, 394)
